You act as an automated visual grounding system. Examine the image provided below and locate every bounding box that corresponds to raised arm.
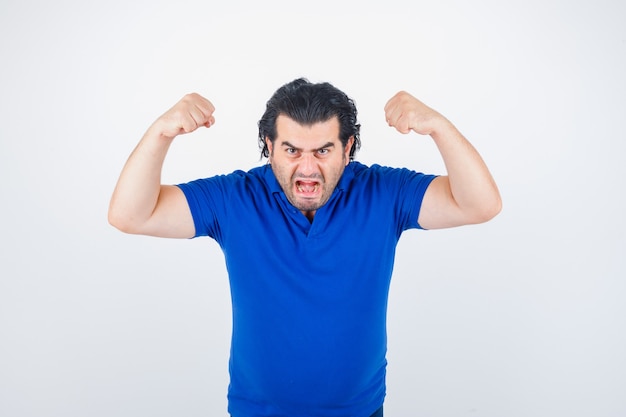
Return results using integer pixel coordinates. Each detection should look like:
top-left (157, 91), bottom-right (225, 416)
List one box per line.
top-left (108, 93), bottom-right (215, 238)
top-left (384, 91), bottom-right (501, 229)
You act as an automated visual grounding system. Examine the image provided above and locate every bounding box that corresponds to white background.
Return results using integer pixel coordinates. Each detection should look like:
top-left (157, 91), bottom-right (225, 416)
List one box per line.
top-left (1, 0), bottom-right (624, 416)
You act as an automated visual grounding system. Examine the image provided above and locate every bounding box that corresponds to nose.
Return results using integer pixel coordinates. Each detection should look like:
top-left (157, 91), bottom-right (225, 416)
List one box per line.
top-left (298, 152), bottom-right (319, 176)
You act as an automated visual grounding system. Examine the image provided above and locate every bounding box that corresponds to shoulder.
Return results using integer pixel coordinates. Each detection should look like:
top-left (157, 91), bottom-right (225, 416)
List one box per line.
top-left (176, 165), bottom-right (274, 223)
top-left (177, 165), bottom-right (275, 209)
top-left (345, 162), bottom-right (437, 206)
top-left (347, 161), bottom-right (430, 184)
top-left (182, 165), bottom-right (270, 187)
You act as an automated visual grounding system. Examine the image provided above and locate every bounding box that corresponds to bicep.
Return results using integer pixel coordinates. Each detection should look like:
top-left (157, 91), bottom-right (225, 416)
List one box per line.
top-left (417, 176), bottom-right (469, 230)
top-left (142, 185), bottom-right (196, 238)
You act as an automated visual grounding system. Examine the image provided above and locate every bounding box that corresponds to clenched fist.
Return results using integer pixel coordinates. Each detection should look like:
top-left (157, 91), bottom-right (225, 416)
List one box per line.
top-left (383, 91), bottom-right (445, 136)
top-left (153, 93), bottom-right (216, 140)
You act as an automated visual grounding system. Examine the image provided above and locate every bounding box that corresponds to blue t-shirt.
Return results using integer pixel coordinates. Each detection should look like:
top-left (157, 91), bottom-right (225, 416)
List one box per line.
top-left (178, 161), bottom-right (436, 417)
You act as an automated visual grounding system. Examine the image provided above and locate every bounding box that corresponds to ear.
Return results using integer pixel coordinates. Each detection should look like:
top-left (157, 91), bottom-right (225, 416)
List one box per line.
top-left (265, 137), bottom-right (273, 159)
top-left (344, 136), bottom-right (354, 165)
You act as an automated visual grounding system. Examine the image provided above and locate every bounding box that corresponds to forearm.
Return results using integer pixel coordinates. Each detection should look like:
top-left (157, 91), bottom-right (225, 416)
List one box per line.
top-left (385, 90), bottom-right (501, 228)
top-left (430, 118), bottom-right (502, 221)
top-left (108, 124), bottom-right (174, 232)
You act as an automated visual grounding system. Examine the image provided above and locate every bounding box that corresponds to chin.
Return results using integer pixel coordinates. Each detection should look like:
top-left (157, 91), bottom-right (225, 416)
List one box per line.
top-left (296, 203), bottom-right (319, 212)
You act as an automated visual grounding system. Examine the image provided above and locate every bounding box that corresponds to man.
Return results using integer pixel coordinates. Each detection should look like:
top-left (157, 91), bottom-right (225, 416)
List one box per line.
top-left (108, 78), bottom-right (501, 417)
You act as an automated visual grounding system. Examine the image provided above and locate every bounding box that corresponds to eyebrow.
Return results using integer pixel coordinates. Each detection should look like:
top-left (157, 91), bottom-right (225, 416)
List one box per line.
top-left (280, 141), bottom-right (336, 152)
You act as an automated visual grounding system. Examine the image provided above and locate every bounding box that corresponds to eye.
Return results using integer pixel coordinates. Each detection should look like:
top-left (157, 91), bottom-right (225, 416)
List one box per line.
top-left (286, 148), bottom-right (298, 155)
top-left (317, 148), bottom-right (329, 156)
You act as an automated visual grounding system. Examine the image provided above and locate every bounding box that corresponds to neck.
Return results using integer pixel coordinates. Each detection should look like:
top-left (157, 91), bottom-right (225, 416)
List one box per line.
top-left (302, 210), bottom-right (315, 222)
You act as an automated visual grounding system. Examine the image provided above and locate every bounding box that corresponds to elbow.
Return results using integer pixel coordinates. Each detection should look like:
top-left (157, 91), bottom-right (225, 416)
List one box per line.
top-left (473, 194), bottom-right (503, 224)
top-left (108, 206), bottom-right (140, 234)
top-left (108, 209), bottom-right (128, 233)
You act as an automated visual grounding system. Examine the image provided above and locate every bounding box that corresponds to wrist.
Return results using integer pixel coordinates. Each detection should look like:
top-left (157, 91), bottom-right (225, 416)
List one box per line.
top-left (427, 115), bottom-right (455, 139)
top-left (147, 119), bottom-right (178, 143)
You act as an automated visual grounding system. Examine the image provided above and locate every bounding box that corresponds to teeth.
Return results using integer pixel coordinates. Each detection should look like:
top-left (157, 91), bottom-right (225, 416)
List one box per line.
top-left (296, 183), bottom-right (318, 193)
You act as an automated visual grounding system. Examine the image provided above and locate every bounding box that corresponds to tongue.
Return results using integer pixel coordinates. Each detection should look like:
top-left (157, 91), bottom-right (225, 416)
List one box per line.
top-left (299, 182), bottom-right (316, 193)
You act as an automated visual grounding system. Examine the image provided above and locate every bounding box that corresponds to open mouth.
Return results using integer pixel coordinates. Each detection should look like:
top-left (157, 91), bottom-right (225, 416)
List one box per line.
top-left (295, 180), bottom-right (320, 195)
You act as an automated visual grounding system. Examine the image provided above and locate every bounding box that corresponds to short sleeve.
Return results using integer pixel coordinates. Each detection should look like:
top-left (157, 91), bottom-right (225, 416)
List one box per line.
top-left (176, 175), bottom-right (230, 240)
top-left (403, 171), bottom-right (438, 230)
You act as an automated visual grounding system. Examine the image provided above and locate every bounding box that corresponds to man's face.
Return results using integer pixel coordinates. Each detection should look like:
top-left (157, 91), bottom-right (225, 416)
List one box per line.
top-left (267, 115), bottom-right (353, 220)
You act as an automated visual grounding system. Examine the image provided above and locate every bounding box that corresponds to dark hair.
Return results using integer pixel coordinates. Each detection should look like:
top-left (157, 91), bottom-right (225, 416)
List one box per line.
top-left (258, 78), bottom-right (361, 160)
